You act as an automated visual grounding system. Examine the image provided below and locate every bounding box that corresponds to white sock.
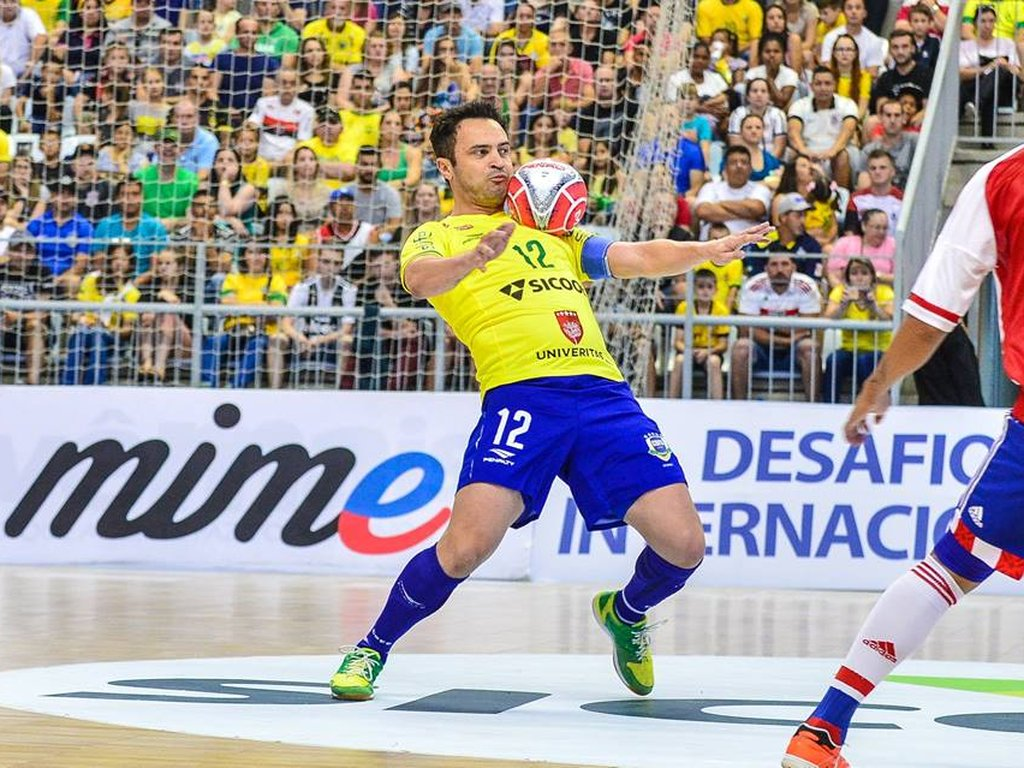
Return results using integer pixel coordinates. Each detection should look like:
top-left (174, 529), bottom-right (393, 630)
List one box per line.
top-left (831, 556), bottom-right (964, 701)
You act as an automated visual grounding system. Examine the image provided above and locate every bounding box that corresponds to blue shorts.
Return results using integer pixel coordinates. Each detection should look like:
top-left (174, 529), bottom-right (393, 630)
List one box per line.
top-left (458, 375), bottom-right (687, 531)
top-left (752, 341), bottom-right (798, 373)
top-left (944, 414), bottom-right (1024, 579)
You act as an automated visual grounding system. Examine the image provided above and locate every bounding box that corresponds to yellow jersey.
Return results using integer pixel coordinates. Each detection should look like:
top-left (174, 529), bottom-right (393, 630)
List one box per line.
top-left (270, 233), bottom-right (311, 288)
top-left (489, 28), bottom-right (550, 69)
top-left (0, 130), bottom-right (10, 163)
top-left (301, 19), bottom-right (366, 67)
top-left (696, 0), bottom-right (764, 49)
top-left (674, 299), bottom-right (730, 350)
top-left (837, 71), bottom-right (872, 104)
top-left (337, 110), bottom-right (382, 164)
top-left (694, 258), bottom-right (742, 310)
top-left (221, 272), bottom-right (288, 333)
top-left (296, 135), bottom-right (348, 188)
top-left (829, 283), bottom-right (894, 352)
top-left (77, 273), bottom-right (140, 331)
top-left (23, 0), bottom-right (68, 30)
top-left (816, 11), bottom-right (846, 42)
top-left (963, 0), bottom-right (1024, 39)
top-left (400, 213), bottom-right (622, 394)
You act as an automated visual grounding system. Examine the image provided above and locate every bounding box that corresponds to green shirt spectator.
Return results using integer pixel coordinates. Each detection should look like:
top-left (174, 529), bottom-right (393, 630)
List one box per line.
top-left (133, 129), bottom-right (200, 226)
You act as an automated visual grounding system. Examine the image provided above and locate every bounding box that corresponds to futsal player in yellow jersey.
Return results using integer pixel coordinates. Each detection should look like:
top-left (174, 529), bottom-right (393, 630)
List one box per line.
top-left (330, 102), bottom-right (771, 701)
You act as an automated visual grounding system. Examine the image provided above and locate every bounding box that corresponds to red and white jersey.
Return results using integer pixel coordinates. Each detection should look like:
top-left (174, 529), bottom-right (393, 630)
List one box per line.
top-left (739, 272), bottom-right (822, 317)
top-left (847, 186), bottom-right (904, 233)
top-left (246, 96), bottom-right (315, 162)
top-left (904, 143), bottom-right (1024, 384)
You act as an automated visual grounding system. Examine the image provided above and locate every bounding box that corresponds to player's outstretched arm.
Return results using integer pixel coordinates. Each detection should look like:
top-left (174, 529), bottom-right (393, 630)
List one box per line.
top-left (845, 315), bottom-right (948, 445)
top-left (605, 222), bottom-right (773, 279)
top-left (404, 222), bottom-right (515, 298)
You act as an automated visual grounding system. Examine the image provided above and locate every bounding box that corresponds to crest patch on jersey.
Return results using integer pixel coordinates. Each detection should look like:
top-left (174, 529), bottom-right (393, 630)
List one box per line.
top-left (555, 310), bottom-right (584, 344)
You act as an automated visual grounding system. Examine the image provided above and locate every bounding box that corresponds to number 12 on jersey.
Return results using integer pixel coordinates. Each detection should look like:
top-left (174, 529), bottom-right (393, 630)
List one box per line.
top-left (494, 408), bottom-right (532, 449)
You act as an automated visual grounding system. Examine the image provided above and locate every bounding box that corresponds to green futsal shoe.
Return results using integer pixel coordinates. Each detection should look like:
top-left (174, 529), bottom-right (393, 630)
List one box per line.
top-left (329, 646), bottom-right (384, 701)
top-left (592, 590), bottom-right (656, 696)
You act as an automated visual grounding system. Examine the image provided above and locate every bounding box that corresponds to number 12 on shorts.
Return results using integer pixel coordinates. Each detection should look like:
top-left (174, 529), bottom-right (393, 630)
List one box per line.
top-left (494, 408), bottom-right (532, 449)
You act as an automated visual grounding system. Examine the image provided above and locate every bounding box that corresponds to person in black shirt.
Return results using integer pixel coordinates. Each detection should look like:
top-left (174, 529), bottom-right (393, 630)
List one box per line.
top-left (0, 233), bottom-right (55, 384)
top-left (569, 0), bottom-right (620, 67)
top-left (868, 30), bottom-right (932, 125)
top-left (576, 64), bottom-right (628, 160)
top-left (68, 143), bottom-right (114, 224)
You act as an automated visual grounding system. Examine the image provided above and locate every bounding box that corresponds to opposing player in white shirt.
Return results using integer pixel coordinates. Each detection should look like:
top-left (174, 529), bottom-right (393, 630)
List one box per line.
top-left (782, 143), bottom-right (1024, 767)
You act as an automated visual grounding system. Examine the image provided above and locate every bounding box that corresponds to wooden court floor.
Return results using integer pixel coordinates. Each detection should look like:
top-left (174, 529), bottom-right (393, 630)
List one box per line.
top-left (1, 566), bottom-right (1022, 767)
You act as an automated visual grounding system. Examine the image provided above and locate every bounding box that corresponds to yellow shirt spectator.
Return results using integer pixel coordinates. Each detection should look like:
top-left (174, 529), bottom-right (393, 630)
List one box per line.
top-left (23, 0), bottom-right (69, 30)
top-left (77, 273), bottom-right (141, 331)
top-left (963, 0), bottom-right (1024, 39)
top-left (696, 0), bottom-right (764, 49)
top-left (296, 135), bottom-right (348, 189)
top-left (816, 11), bottom-right (846, 42)
top-left (829, 283), bottom-right (894, 351)
top-left (270, 233), bottom-right (311, 288)
top-left (337, 109), bottom-right (382, 164)
top-left (0, 129), bottom-right (11, 163)
top-left (837, 71), bottom-right (872, 103)
top-left (674, 298), bottom-right (731, 350)
top-left (489, 28), bottom-right (550, 69)
top-left (301, 18), bottom-right (366, 68)
top-left (694, 258), bottom-right (743, 311)
top-left (221, 272), bottom-right (288, 333)
top-left (242, 155), bottom-right (272, 191)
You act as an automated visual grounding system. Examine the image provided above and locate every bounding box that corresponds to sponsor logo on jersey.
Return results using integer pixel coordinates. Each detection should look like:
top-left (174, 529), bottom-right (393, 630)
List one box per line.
top-left (968, 505), bottom-right (984, 528)
top-left (863, 638), bottom-right (898, 663)
top-left (500, 277), bottom-right (587, 302)
top-left (644, 432), bottom-right (673, 461)
top-left (555, 310), bottom-right (584, 344)
top-left (535, 346), bottom-right (607, 361)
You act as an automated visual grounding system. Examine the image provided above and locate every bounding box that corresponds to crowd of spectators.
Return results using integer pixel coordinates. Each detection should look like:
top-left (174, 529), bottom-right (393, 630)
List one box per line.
top-left (0, 0), bottom-right (1012, 398)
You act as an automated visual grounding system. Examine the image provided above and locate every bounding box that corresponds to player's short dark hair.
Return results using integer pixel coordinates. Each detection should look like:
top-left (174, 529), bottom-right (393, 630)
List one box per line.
top-left (694, 268), bottom-right (718, 284)
top-left (430, 100), bottom-right (508, 164)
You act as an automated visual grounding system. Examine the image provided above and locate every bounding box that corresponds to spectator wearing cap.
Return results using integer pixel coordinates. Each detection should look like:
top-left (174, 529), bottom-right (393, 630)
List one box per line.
top-left (352, 146), bottom-right (401, 242)
top-left (174, 97), bottom-right (220, 181)
top-left (104, 0), bottom-right (171, 66)
top-left (213, 16), bottom-right (281, 124)
top-left (68, 144), bottom-right (114, 224)
top-left (134, 128), bottom-right (201, 229)
top-left (295, 107), bottom-right (355, 190)
top-left (301, 0), bottom-right (366, 69)
top-left (27, 178), bottom-right (94, 280)
top-left (0, 0), bottom-right (47, 78)
top-left (92, 178), bottom-right (168, 275)
top-left (246, 68), bottom-right (315, 165)
top-left (423, 3), bottom-right (485, 73)
top-left (745, 192), bottom-right (823, 279)
top-left (0, 233), bottom-right (53, 383)
top-left (787, 67), bottom-right (859, 189)
top-left (315, 186), bottom-right (379, 281)
top-left (338, 70), bottom-right (384, 164)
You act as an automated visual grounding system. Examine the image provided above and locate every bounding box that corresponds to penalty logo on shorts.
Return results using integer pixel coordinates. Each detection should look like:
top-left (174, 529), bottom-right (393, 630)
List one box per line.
top-left (644, 432), bottom-right (673, 461)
